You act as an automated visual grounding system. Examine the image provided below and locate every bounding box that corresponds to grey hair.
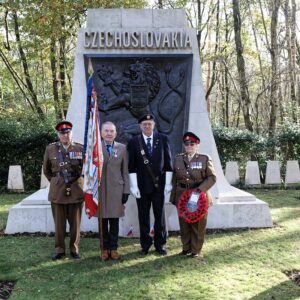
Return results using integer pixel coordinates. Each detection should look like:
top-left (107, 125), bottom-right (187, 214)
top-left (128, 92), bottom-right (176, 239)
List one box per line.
top-left (101, 121), bottom-right (116, 131)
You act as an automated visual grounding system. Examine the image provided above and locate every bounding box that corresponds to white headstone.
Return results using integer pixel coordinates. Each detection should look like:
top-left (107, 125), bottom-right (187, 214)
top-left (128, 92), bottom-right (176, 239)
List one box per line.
top-left (40, 166), bottom-right (50, 189)
top-left (245, 161), bottom-right (261, 187)
top-left (265, 161), bottom-right (281, 185)
top-left (7, 165), bottom-right (24, 192)
top-left (5, 9), bottom-right (272, 234)
top-left (285, 160), bottom-right (300, 185)
top-left (225, 161), bottom-right (240, 185)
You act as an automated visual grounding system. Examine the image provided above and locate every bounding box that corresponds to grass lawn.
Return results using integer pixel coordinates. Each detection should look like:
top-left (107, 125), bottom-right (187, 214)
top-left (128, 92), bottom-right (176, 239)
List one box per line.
top-left (0, 190), bottom-right (299, 300)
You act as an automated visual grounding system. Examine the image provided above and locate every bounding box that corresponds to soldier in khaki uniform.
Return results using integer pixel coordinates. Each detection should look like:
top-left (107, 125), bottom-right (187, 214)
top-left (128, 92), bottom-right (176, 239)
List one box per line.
top-left (43, 121), bottom-right (84, 260)
top-left (170, 132), bottom-right (216, 257)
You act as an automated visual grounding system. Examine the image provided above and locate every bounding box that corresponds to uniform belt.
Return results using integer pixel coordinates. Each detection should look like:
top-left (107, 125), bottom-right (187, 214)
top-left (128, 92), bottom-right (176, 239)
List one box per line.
top-left (53, 171), bottom-right (78, 178)
top-left (178, 182), bottom-right (200, 189)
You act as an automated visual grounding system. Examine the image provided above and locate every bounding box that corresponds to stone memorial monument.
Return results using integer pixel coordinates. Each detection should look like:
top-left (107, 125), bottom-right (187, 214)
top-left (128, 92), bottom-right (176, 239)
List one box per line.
top-left (6, 9), bottom-right (272, 235)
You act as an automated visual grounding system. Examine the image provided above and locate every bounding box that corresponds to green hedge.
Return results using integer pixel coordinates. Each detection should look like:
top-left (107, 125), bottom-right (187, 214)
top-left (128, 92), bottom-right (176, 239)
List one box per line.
top-left (0, 115), bottom-right (56, 192)
top-left (213, 124), bottom-right (300, 179)
top-left (0, 115), bottom-right (299, 191)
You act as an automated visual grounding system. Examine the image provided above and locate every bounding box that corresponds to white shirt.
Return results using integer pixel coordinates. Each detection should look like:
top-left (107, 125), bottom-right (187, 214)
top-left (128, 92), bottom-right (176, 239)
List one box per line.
top-left (142, 133), bottom-right (153, 148)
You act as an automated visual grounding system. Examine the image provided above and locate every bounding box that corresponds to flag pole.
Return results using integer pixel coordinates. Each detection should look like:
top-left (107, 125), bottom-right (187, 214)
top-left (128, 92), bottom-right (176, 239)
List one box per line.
top-left (92, 87), bottom-right (104, 258)
top-left (96, 110), bottom-right (104, 257)
top-left (98, 194), bottom-right (104, 255)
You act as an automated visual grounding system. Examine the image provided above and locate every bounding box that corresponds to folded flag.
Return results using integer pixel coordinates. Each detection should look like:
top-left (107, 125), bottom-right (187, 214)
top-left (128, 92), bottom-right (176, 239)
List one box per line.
top-left (83, 76), bottom-right (103, 218)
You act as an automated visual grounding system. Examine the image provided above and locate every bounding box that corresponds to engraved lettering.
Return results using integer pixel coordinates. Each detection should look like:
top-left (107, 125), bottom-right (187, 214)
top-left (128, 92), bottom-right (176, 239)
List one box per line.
top-left (114, 31), bottom-right (121, 47)
top-left (171, 32), bottom-right (178, 48)
top-left (84, 31), bottom-right (91, 48)
top-left (131, 32), bottom-right (139, 48)
top-left (123, 32), bottom-right (131, 48)
top-left (184, 33), bottom-right (192, 48)
top-left (91, 31), bottom-right (98, 48)
top-left (140, 32), bottom-right (145, 48)
top-left (154, 32), bottom-right (162, 48)
top-left (99, 31), bottom-right (105, 48)
top-left (105, 31), bottom-right (113, 47)
top-left (162, 33), bottom-right (170, 48)
top-left (146, 32), bottom-right (154, 48)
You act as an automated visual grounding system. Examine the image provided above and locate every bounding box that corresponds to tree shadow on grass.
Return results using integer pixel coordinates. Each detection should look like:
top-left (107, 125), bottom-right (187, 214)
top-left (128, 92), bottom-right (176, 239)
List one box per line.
top-left (1, 218), bottom-right (300, 299)
top-left (249, 280), bottom-right (300, 300)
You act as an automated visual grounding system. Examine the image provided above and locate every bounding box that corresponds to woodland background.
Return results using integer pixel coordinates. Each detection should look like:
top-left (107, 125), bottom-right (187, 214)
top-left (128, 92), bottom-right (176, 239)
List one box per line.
top-left (0, 0), bottom-right (299, 190)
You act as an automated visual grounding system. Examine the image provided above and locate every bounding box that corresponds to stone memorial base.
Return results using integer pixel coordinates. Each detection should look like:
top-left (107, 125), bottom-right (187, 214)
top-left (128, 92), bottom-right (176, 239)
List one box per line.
top-left (5, 185), bottom-right (272, 235)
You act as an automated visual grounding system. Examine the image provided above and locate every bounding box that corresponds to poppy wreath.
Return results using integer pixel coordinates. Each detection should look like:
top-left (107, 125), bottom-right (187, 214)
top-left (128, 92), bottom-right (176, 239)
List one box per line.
top-left (177, 188), bottom-right (208, 223)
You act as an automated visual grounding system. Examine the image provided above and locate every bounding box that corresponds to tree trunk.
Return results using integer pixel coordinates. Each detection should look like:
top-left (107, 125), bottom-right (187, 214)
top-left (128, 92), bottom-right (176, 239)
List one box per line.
top-left (59, 15), bottom-right (67, 117)
top-left (50, 38), bottom-right (63, 120)
top-left (196, 0), bottom-right (202, 50)
top-left (205, 0), bottom-right (220, 105)
top-left (0, 49), bottom-right (34, 111)
top-left (157, 0), bottom-right (163, 9)
top-left (268, 0), bottom-right (280, 138)
top-left (12, 11), bottom-right (44, 118)
top-left (283, 0), bottom-right (297, 122)
top-left (232, 0), bottom-right (253, 131)
top-left (247, 0), bottom-right (267, 91)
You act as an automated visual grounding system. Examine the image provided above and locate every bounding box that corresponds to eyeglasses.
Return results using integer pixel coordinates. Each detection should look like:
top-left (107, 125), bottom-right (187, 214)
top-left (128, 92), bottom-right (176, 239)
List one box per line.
top-left (58, 131), bottom-right (71, 136)
top-left (184, 142), bottom-right (196, 146)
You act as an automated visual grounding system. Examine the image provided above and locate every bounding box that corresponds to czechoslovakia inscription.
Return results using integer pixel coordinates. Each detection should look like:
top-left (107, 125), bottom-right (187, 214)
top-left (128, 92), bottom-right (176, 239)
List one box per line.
top-left (84, 30), bottom-right (192, 49)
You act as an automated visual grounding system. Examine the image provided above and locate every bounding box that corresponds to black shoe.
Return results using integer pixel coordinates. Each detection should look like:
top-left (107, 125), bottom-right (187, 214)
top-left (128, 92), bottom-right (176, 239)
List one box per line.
top-left (156, 248), bottom-right (167, 255)
top-left (179, 250), bottom-right (191, 256)
top-left (191, 253), bottom-right (199, 258)
top-left (140, 249), bottom-right (149, 256)
top-left (52, 252), bottom-right (65, 260)
top-left (70, 252), bottom-right (81, 259)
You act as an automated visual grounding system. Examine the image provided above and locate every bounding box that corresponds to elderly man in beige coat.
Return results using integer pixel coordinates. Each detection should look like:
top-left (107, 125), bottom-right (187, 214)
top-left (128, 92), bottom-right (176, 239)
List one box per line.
top-left (99, 121), bottom-right (130, 261)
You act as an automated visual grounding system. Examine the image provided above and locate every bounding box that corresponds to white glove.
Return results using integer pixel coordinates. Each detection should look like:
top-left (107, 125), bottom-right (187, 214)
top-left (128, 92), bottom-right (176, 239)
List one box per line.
top-left (129, 173), bottom-right (141, 198)
top-left (164, 171), bottom-right (173, 197)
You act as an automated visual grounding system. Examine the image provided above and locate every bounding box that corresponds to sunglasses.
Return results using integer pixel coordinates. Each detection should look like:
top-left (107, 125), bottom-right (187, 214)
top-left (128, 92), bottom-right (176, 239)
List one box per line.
top-left (184, 142), bottom-right (196, 146)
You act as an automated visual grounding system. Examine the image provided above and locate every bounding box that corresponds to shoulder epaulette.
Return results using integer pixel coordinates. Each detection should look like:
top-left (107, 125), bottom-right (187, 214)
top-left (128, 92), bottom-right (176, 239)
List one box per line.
top-left (176, 153), bottom-right (185, 156)
top-left (198, 153), bottom-right (212, 160)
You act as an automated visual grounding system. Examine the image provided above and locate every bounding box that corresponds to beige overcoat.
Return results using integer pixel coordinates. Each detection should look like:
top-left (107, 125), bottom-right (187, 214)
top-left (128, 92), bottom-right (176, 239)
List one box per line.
top-left (99, 142), bottom-right (130, 218)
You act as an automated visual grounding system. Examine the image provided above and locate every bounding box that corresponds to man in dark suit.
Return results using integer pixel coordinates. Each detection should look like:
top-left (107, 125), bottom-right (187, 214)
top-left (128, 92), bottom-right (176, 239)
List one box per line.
top-left (128, 114), bottom-right (173, 255)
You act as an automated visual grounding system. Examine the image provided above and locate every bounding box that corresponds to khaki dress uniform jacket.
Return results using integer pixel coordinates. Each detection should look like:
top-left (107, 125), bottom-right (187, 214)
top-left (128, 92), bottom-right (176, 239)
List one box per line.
top-left (170, 153), bottom-right (216, 255)
top-left (99, 142), bottom-right (130, 218)
top-left (43, 141), bottom-right (84, 254)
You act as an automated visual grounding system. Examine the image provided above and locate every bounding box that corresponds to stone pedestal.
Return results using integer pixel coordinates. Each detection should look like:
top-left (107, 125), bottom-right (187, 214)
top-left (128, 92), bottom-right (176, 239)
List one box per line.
top-left (245, 161), bottom-right (261, 187)
top-left (5, 9), bottom-right (272, 235)
top-left (265, 161), bottom-right (281, 185)
top-left (285, 160), bottom-right (300, 186)
top-left (225, 161), bottom-right (240, 185)
top-left (40, 166), bottom-right (50, 189)
top-left (7, 165), bottom-right (24, 192)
